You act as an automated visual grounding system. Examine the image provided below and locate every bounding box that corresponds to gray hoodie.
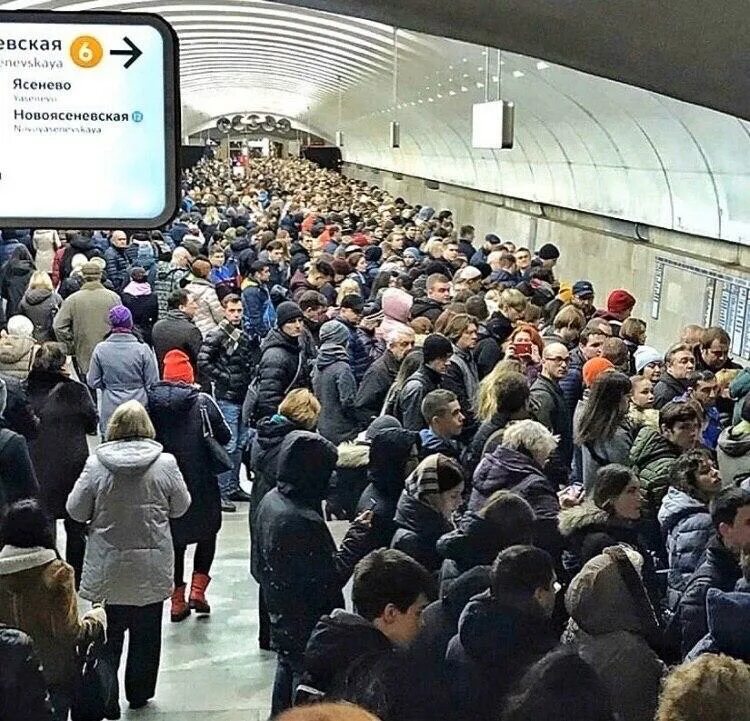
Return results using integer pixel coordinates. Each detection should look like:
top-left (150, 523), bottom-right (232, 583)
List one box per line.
top-left (717, 425), bottom-right (750, 488)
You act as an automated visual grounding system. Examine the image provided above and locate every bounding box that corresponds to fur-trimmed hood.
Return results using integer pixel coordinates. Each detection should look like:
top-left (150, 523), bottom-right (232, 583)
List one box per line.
top-left (558, 502), bottom-right (609, 537)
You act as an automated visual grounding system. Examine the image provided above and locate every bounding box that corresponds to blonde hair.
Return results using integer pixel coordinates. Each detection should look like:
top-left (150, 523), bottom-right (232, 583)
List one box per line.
top-left (106, 400), bottom-right (156, 441)
top-left (276, 702), bottom-right (380, 721)
top-left (278, 388), bottom-right (321, 430)
top-left (657, 654), bottom-right (750, 721)
top-left (716, 368), bottom-right (740, 390)
top-left (502, 419), bottom-right (558, 465)
top-left (336, 278), bottom-right (361, 305)
top-left (28, 270), bottom-right (54, 292)
top-left (499, 288), bottom-right (528, 312)
top-left (475, 359), bottom-right (524, 422)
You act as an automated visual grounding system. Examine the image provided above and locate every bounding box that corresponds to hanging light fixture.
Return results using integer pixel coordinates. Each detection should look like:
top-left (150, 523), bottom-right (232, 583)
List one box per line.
top-left (471, 47), bottom-right (514, 149)
top-left (336, 74), bottom-right (344, 147)
top-left (390, 27), bottom-right (400, 148)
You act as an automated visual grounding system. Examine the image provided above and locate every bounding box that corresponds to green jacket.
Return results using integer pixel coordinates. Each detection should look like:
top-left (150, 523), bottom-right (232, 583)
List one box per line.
top-left (629, 426), bottom-right (680, 516)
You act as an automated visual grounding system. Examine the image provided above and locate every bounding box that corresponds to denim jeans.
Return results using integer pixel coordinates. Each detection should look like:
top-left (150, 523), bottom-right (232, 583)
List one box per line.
top-left (216, 399), bottom-right (249, 497)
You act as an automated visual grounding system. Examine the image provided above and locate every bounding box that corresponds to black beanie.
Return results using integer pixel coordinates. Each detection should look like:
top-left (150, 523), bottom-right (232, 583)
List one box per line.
top-left (537, 243), bottom-right (560, 261)
top-left (437, 455), bottom-right (464, 492)
top-left (422, 333), bottom-right (453, 364)
top-left (276, 301), bottom-right (303, 328)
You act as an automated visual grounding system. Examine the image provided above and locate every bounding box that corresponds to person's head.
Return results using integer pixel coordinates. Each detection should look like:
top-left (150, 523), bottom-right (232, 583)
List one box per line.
top-left (442, 240), bottom-right (459, 263)
top-left (385, 327), bottom-right (415, 361)
top-left (515, 247), bottom-right (531, 270)
top-left (499, 288), bottom-right (528, 322)
top-left (190, 258), bottom-right (211, 280)
top-left (319, 319), bottom-right (350, 348)
top-left (592, 464), bottom-right (642, 520)
top-left (571, 281), bottom-right (595, 316)
top-left (276, 703), bottom-right (381, 721)
top-left (171, 246), bottom-right (192, 268)
top-left (541, 342), bottom-right (570, 381)
top-left (307, 259), bottom-right (335, 288)
top-left (578, 322), bottom-right (609, 361)
top-left (620, 317), bottom-right (647, 346)
top-left (27, 270), bottom-right (53, 292)
top-left (406, 454), bottom-right (464, 518)
top-left (605, 289), bottom-right (636, 321)
top-left (502, 647), bottom-right (617, 721)
top-left (665, 343), bottom-right (696, 380)
top-left (167, 289), bottom-right (198, 318)
top-left (336, 294), bottom-right (362, 326)
top-left (221, 293), bottom-right (242, 325)
top-left (659, 400), bottom-right (702, 450)
top-left (459, 224), bottom-right (474, 240)
top-left (31, 341), bottom-right (67, 374)
top-left (502, 419), bottom-right (558, 468)
top-left (106, 400), bottom-right (155, 442)
top-left (352, 549), bottom-right (434, 647)
top-left (299, 290), bottom-right (328, 324)
top-left (249, 260), bottom-right (271, 284)
top-left (276, 303), bottom-right (305, 340)
top-left (163, 349), bottom-right (195, 384)
top-left (107, 305), bottom-right (133, 333)
top-left (679, 324), bottom-right (704, 348)
top-left (630, 375), bottom-right (654, 410)
top-left (699, 326), bottom-right (731, 371)
top-left (711, 487), bottom-right (750, 551)
top-left (426, 273), bottom-right (451, 304)
top-left (686, 370), bottom-right (718, 409)
top-left (421, 333), bottom-right (453, 374)
top-left (600, 337), bottom-right (630, 373)
top-left (576, 372), bottom-right (632, 445)
top-left (443, 313), bottom-right (479, 351)
top-left (536, 243), bottom-right (560, 269)
top-left (278, 388), bottom-right (321, 430)
top-left (673, 448), bottom-right (721, 503)
top-left (491, 545), bottom-right (558, 618)
top-left (479, 490), bottom-right (536, 548)
top-left (110, 230), bottom-right (128, 248)
top-left (0, 498), bottom-right (55, 550)
top-left (553, 306), bottom-right (586, 346)
top-left (634, 345), bottom-right (663, 382)
top-left (266, 240), bottom-right (286, 264)
top-left (465, 295), bottom-right (488, 323)
top-left (421, 389), bottom-right (464, 438)
top-left (209, 245), bottom-right (226, 267)
top-left (476, 370), bottom-right (529, 423)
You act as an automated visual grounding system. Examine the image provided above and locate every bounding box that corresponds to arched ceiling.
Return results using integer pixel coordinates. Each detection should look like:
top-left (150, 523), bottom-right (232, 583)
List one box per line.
top-left (2, 0), bottom-right (749, 244)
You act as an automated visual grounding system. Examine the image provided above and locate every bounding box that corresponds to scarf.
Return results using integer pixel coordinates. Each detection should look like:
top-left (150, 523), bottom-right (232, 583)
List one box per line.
top-left (404, 454), bottom-right (443, 512)
top-left (219, 319), bottom-right (242, 355)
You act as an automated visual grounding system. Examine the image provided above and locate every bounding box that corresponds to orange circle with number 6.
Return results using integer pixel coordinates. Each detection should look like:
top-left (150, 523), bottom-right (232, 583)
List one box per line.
top-left (70, 36), bottom-right (103, 68)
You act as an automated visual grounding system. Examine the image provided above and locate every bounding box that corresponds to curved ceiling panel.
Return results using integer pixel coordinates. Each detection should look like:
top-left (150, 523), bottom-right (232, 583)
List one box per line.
top-left (1, 0), bottom-right (748, 243)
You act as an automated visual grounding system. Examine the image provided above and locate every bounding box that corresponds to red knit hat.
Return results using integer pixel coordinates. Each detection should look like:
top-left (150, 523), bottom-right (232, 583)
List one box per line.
top-left (582, 357), bottom-right (614, 387)
top-left (607, 289), bottom-right (636, 314)
top-left (163, 350), bottom-right (194, 384)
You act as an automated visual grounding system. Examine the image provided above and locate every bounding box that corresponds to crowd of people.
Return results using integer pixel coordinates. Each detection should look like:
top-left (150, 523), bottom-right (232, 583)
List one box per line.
top-left (0, 156), bottom-right (749, 721)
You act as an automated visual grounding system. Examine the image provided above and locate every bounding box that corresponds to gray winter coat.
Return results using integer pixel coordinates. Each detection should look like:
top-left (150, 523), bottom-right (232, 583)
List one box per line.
top-left (580, 424), bottom-right (634, 493)
top-left (87, 333), bottom-right (160, 435)
top-left (311, 343), bottom-right (358, 445)
top-left (18, 288), bottom-right (62, 342)
top-left (66, 439), bottom-right (190, 606)
top-left (716, 425), bottom-right (750, 487)
top-left (658, 487), bottom-right (713, 609)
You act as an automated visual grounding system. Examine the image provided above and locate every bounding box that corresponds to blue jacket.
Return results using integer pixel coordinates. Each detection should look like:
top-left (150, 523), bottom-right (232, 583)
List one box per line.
top-left (242, 280), bottom-right (276, 342)
top-left (339, 318), bottom-right (376, 384)
top-left (658, 487), bottom-right (713, 610)
top-left (104, 244), bottom-right (137, 292)
top-left (559, 346), bottom-right (585, 420)
top-left (686, 588), bottom-right (750, 662)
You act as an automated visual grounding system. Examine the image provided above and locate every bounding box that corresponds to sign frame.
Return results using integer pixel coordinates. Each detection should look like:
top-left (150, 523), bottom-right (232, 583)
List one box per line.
top-left (0, 9), bottom-right (180, 229)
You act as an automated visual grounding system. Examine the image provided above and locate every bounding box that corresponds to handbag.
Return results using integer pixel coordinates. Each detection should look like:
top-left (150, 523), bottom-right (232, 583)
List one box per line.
top-left (71, 636), bottom-right (119, 721)
top-left (200, 398), bottom-right (234, 474)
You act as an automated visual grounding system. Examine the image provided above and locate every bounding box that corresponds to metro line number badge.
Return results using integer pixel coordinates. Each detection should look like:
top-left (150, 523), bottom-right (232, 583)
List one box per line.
top-left (70, 35), bottom-right (103, 68)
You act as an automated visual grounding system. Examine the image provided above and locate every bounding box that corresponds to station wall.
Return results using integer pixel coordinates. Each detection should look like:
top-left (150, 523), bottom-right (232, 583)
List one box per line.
top-left (344, 162), bottom-right (750, 360)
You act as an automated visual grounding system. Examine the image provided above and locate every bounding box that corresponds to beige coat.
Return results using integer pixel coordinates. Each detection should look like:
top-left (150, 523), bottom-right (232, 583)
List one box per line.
top-left (52, 281), bottom-right (120, 373)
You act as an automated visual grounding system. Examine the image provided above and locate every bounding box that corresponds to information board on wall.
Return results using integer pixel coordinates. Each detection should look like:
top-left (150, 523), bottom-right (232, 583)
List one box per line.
top-left (0, 11), bottom-right (179, 227)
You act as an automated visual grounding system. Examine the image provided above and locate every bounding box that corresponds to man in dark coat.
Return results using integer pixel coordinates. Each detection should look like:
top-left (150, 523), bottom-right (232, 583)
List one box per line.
top-left (396, 333), bottom-right (452, 431)
top-left (151, 289), bottom-right (203, 379)
top-left (197, 294), bottom-right (254, 509)
top-left (653, 343), bottom-right (695, 409)
top-left (445, 545), bottom-right (559, 721)
top-left (530, 342), bottom-right (573, 486)
top-left (0, 378), bottom-right (38, 510)
top-left (252, 302), bottom-right (309, 422)
top-left (559, 321), bottom-right (610, 420)
top-left (354, 326), bottom-right (415, 426)
top-left (410, 273), bottom-right (451, 325)
top-left (103, 230), bottom-right (136, 293)
top-left (678, 487), bottom-right (750, 657)
top-left (0, 372), bottom-right (39, 441)
top-left (254, 431), bottom-right (374, 715)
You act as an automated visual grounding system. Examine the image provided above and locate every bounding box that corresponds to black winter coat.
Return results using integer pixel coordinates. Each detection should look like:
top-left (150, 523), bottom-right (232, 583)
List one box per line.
top-left (0, 372), bottom-right (39, 440)
top-left (678, 536), bottom-right (741, 657)
top-left (198, 323), bottom-right (254, 402)
top-left (121, 291), bottom-right (159, 346)
top-left (1, 259), bottom-right (34, 317)
top-left (0, 424), bottom-right (38, 509)
top-left (254, 328), bottom-right (306, 420)
top-left (0, 626), bottom-right (54, 721)
top-left (469, 446), bottom-right (563, 563)
top-left (354, 349), bottom-right (400, 425)
top-left (25, 370), bottom-right (97, 519)
top-left (148, 382), bottom-right (231, 546)
top-left (529, 374), bottom-right (573, 484)
top-left (397, 364), bottom-right (443, 431)
top-left (463, 409), bottom-right (530, 478)
top-left (151, 309), bottom-right (203, 376)
top-left (391, 491), bottom-right (452, 573)
top-left (410, 297), bottom-right (445, 324)
top-left (255, 432), bottom-right (372, 655)
top-left (18, 288), bottom-right (62, 343)
top-left (653, 373), bottom-right (690, 410)
top-left (445, 592), bottom-right (557, 721)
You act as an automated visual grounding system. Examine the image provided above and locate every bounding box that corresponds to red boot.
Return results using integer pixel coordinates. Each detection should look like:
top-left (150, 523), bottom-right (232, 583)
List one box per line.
top-left (170, 584), bottom-right (190, 623)
top-left (189, 572), bottom-right (211, 614)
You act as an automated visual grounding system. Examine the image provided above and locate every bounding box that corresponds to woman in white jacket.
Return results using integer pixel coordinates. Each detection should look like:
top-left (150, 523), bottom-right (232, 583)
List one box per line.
top-left (67, 400), bottom-right (190, 714)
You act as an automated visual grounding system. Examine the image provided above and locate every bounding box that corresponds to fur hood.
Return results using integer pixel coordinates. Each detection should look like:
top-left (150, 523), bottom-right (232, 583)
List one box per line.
top-left (558, 502), bottom-right (609, 537)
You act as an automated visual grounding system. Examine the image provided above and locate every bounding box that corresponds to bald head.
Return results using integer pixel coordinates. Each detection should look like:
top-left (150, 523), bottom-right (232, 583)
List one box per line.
top-left (542, 342), bottom-right (570, 381)
top-left (111, 230), bottom-right (127, 248)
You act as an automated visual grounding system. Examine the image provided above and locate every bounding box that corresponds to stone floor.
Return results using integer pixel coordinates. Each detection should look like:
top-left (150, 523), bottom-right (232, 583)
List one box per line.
top-left (61, 479), bottom-right (349, 721)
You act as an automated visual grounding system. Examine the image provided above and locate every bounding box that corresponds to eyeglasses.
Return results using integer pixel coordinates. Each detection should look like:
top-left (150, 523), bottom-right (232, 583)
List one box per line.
top-left (545, 356), bottom-right (569, 363)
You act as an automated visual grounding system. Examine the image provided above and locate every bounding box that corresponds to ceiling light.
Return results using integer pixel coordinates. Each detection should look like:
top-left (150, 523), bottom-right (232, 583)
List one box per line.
top-left (512, 70), bottom-right (524, 78)
top-left (448, 90), bottom-right (456, 96)
top-left (436, 93), bottom-right (443, 98)
top-left (428, 97), bottom-right (434, 102)
top-left (460, 86), bottom-right (468, 92)
top-left (536, 61), bottom-right (550, 70)
top-left (476, 81), bottom-right (484, 88)
top-left (491, 75), bottom-right (499, 82)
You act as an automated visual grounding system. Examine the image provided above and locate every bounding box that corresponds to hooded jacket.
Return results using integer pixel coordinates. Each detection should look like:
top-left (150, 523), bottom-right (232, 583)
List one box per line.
top-left (0, 626), bottom-right (54, 721)
top-left (564, 547), bottom-right (665, 721)
top-left (470, 446), bottom-right (562, 562)
top-left (254, 327), bottom-right (306, 421)
top-left (183, 278), bottom-right (223, 337)
top-left (686, 588), bottom-right (750, 662)
top-left (0, 546), bottom-right (102, 688)
top-left (66, 438), bottom-right (190, 606)
top-left (241, 277), bottom-right (276, 342)
top-left (355, 349), bottom-right (401, 425)
top-left (410, 296), bottom-right (445, 325)
top-left (0, 334), bottom-right (35, 380)
top-left (376, 288), bottom-right (413, 341)
top-left (301, 609), bottom-right (393, 697)
top-left (312, 342), bottom-right (358, 445)
top-left (1, 258), bottom-right (35, 317)
top-left (148, 382), bottom-right (231, 547)
top-left (629, 425), bottom-right (680, 515)
top-left (716, 423), bottom-right (750, 487)
top-left (254, 431), bottom-right (370, 654)
top-left (445, 590), bottom-right (557, 721)
top-left (18, 288), bottom-right (62, 343)
top-left (658, 487), bottom-right (713, 609)
top-left (397, 363), bottom-right (443, 431)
